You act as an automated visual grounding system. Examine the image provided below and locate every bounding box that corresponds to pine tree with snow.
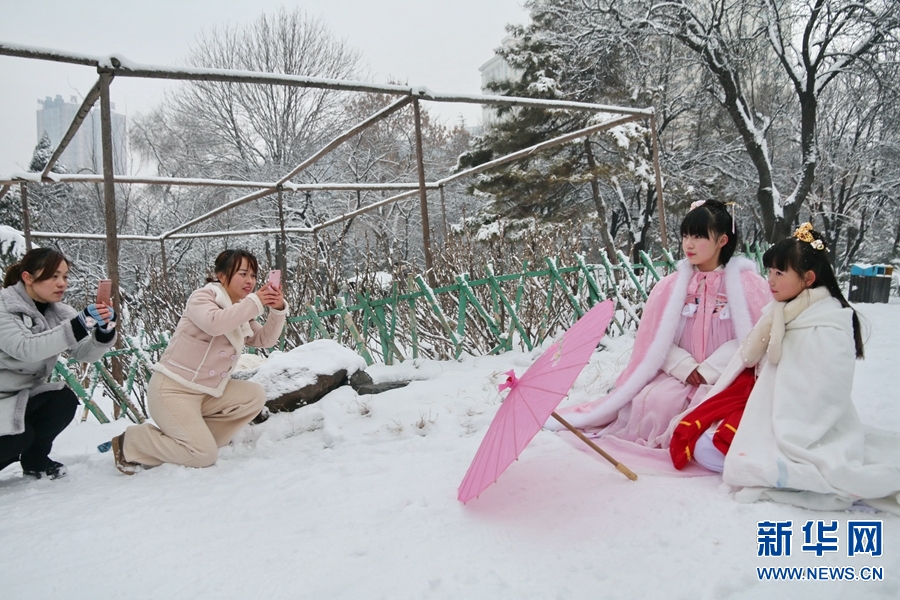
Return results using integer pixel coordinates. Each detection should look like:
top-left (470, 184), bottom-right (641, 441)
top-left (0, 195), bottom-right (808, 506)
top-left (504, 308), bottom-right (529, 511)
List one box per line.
top-left (21, 135), bottom-right (76, 235)
top-left (0, 185), bottom-right (21, 231)
top-left (458, 4), bottom-right (657, 259)
top-left (28, 132), bottom-right (67, 174)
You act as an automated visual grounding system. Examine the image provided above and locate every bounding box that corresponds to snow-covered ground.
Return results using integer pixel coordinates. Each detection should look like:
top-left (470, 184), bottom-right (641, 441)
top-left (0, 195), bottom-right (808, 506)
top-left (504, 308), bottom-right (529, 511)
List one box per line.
top-left (2, 301), bottom-right (899, 599)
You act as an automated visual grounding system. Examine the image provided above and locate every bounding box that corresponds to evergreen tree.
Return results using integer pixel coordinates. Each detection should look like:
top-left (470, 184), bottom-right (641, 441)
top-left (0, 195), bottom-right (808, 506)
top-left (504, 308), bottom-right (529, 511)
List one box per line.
top-left (458, 3), bottom-right (658, 258)
top-left (28, 132), bottom-right (67, 174)
top-left (0, 186), bottom-right (21, 230)
top-left (23, 134), bottom-right (74, 233)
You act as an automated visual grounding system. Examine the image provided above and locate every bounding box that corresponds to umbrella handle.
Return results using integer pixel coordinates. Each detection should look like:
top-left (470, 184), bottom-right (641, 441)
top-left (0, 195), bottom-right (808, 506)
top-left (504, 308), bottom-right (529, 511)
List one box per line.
top-left (550, 412), bottom-right (638, 481)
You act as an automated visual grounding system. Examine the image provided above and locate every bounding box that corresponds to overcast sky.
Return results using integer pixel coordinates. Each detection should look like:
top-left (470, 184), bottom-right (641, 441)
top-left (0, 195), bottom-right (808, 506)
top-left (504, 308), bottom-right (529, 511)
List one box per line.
top-left (0, 0), bottom-right (528, 176)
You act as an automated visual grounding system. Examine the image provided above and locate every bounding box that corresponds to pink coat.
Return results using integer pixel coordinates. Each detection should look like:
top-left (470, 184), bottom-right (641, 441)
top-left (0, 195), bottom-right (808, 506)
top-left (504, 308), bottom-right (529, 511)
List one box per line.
top-left (555, 257), bottom-right (771, 432)
top-left (154, 283), bottom-right (288, 396)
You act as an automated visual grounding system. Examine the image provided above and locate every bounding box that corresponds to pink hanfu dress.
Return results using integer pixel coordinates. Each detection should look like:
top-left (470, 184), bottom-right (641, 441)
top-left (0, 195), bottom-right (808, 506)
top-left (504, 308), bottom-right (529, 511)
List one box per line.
top-left (551, 257), bottom-right (772, 448)
top-left (602, 269), bottom-right (736, 444)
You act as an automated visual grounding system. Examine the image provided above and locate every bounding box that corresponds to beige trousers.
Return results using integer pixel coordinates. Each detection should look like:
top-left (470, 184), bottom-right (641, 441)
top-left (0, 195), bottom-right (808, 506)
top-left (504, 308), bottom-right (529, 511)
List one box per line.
top-left (123, 372), bottom-right (266, 468)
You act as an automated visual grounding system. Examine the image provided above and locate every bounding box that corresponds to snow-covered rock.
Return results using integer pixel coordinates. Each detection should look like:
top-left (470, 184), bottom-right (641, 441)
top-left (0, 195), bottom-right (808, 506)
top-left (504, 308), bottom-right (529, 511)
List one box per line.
top-left (247, 339), bottom-right (368, 412)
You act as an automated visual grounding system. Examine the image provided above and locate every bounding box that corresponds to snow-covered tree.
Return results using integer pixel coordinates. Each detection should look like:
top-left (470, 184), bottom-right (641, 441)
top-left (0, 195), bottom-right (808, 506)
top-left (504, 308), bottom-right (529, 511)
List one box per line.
top-left (544, 0), bottom-right (900, 241)
top-left (29, 133), bottom-right (54, 173)
top-left (457, 5), bottom-right (664, 260)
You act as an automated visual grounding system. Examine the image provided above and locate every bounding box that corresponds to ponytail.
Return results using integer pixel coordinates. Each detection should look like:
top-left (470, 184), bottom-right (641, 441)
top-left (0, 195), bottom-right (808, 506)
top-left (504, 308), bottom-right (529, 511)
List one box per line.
top-left (3, 263), bottom-right (24, 288)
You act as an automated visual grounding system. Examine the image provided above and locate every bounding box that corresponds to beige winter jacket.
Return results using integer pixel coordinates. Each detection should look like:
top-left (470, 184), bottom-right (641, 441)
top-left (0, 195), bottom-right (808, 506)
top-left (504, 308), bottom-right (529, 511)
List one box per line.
top-left (153, 282), bottom-right (288, 396)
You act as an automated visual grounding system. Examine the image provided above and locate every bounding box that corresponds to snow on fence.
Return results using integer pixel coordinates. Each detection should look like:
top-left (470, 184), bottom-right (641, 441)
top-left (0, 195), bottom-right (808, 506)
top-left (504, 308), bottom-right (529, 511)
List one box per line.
top-left (51, 246), bottom-right (767, 424)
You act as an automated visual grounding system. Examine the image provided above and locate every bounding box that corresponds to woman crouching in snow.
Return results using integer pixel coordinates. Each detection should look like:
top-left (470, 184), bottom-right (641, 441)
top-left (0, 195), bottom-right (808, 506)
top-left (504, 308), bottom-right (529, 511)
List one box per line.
top-left (112, 249), bottom-right (287, 474)
top-left (669, 224), bottom-right (900, 513)
top-left (549, 199), bottom-right (771, 447)
top-left (1, 248), bottom-right (117, 480)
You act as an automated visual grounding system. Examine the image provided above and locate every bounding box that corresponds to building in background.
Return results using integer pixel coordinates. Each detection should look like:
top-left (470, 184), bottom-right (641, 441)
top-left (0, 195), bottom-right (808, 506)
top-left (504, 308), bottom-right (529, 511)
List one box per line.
top-left (36, 95), bottom-right (127, 174)
top-left (478, 36), bottom-right (522, 130)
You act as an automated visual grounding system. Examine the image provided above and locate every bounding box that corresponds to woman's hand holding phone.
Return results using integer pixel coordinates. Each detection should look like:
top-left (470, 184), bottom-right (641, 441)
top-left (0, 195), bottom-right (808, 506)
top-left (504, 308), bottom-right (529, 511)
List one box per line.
top-left (266, 269), bottom-right (281, 291)
top-left (82, 303), bottom-right (114, 327)
top-left (256, 283), bottom-right (285, 310)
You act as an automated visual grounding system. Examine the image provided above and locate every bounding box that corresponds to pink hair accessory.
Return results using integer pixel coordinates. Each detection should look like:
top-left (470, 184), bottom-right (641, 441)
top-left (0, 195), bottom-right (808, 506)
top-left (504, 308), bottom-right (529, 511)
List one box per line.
top-left (690, 200), bottom-right (706, 210)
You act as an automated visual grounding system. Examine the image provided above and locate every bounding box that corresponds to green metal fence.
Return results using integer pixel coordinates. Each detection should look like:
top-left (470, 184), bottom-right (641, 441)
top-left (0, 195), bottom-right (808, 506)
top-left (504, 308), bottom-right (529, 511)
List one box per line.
top-left (54, 245), bottom-right (767, 424)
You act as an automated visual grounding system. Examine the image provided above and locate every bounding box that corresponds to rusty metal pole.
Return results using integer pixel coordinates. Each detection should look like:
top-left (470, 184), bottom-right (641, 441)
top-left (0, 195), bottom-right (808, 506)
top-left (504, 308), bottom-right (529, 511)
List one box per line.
top-left (19, 183), bottom-right (32, 251)
top-left (99, 72), bottom-right (120, 306)
top-left (160, 240), bottom-right (169, 285)
top-left (439, 184), bottom-right (448, 242)
top-left (277, 187), bottom-right (287, 274)
top-left (99, 71), bottom-right (124, 391)
top-left (650, 113), bottom-right (668, 250)
top-left (412, 99), bottom-right (436, 287)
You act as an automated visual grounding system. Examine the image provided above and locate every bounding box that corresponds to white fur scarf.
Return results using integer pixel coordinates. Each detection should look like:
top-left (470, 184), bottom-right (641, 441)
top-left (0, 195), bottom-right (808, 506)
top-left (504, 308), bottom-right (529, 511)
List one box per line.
top-left (206, 282), bottom-right (253, 353)
top-left (739, 286), bottom-right (831, 367)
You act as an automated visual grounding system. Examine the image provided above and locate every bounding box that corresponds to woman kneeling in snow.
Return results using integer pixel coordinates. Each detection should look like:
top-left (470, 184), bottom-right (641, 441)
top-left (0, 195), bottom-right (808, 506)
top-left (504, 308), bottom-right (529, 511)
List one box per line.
top-left (112, 249), bottom-right (288, 474)
top-left (669, 224), bottom-right (900, 513)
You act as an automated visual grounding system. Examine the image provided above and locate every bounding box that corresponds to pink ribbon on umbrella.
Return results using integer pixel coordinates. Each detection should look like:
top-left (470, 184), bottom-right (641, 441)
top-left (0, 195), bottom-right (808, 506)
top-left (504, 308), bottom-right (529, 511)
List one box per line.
top-left (498, 370), bottom-right (519, 393)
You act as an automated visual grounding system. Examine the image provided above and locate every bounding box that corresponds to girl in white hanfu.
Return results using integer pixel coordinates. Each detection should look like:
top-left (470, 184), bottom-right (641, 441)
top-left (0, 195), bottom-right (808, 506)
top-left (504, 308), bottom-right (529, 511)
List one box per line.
top-left (550, 200), bottom-right (771, 447)
top-left (669, 224), bottom-right (900, 514)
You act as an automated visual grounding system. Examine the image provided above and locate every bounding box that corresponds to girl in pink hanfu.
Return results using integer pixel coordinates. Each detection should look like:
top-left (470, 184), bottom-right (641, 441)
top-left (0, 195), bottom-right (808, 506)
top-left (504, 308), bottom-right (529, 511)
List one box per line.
top-left (550, 200), bottom-right (771, 447)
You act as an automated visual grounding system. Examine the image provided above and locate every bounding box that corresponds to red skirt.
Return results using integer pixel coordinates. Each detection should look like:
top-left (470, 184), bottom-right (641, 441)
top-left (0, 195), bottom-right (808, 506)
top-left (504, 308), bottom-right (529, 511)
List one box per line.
top-left (669, 369), bottom-right (755, 470)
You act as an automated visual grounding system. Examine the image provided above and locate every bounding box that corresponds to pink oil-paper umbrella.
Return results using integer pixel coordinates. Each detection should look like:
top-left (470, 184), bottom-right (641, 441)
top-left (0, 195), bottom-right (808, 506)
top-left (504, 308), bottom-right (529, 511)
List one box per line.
top-left (458, 300), bottom-right (636, 503)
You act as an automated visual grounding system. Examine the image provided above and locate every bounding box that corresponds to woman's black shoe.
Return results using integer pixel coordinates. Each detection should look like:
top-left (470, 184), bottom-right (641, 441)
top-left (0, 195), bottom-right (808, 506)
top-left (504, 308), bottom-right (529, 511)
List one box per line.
top-left (23, 460), bottom-right (68, 480)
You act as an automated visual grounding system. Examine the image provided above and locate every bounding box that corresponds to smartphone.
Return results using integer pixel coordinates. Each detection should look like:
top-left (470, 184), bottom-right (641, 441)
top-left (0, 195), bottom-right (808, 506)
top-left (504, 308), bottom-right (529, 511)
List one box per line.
top-left (96, 279), bottom-right (112, 305)
top-left (266, 269), bottom-right (282, 290)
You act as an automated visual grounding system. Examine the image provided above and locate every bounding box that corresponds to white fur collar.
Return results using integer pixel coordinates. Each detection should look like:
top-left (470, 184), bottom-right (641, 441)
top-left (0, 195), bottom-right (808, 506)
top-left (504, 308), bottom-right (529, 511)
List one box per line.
top-left (559, 256), bottom-right (760, 430)
top-left (205, 282), bottom-right (253, 352)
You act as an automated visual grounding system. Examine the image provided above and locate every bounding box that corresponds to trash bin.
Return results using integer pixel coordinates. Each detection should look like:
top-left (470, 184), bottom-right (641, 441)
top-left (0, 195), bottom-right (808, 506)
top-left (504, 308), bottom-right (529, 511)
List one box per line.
top-left (848, 264), bottom-right (892, 303)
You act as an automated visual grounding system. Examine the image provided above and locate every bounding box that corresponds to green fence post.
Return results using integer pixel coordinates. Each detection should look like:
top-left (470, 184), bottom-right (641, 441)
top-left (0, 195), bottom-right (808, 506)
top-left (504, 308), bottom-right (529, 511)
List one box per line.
top-left (545, 257), bottom-right (584, 317)
top-left (304, 304), bottom-right (330, 340)
top-left (406, 275), bottom-right (420, 360)
top-left (358, 293), bottom-right (390, 363)
top-left (506, 261), bottom-right (528, 351)
top-left (388, 282), bottom-right (401, 362)
top-left (415, 275), bottom-right (462, 358)
top-left (358, 293), bottom-right (405, 364)
top-left (576, 253), bottom-right (605, 306)
top-left (335, 297), bottom-right (374, 365)
top-left (455, 280), bottom-right (468, 347)
top-left (96, 363), bottom-right (146, 423)
top-left (485, 264), bottom-right (532, 351)
top-left (638, 250), bottom-right (663, 283)
top-left (535, 274), bottom-right (556, 346)
top-left (615, 250), bottom-right (649, 301)
top-left (54, 360), bottom-right (109, 424)
top-left (662, 247), bottom-right (678, 270)
top-left (456, 274), bottom-right (505, 350)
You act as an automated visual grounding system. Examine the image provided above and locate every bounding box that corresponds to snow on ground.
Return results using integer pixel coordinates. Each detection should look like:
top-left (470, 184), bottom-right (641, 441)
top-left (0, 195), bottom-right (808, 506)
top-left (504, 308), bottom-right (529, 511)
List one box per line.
top-left (1, 302), bottom-right (899, 599)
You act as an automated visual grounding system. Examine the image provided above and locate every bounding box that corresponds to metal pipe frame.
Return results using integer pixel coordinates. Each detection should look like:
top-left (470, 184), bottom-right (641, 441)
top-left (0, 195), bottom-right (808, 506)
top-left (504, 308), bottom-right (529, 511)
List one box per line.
top-left (0, 175), bottom-right (437, 191)
top-left (0, 41), bottom-right (662, 246)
